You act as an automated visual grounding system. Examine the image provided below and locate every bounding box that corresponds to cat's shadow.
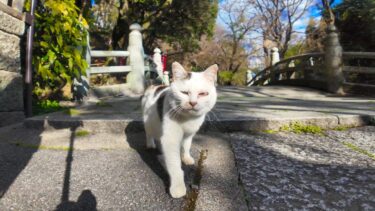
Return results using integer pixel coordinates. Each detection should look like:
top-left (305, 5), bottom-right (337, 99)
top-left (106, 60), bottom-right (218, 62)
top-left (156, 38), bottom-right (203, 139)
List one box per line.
top-left (124, 122), bottom-right (195, 193)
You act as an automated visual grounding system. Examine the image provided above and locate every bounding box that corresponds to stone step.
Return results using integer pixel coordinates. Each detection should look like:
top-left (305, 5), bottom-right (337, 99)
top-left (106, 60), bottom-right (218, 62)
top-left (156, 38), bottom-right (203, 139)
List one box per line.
top-left (24, 112), bottom-right (374, 134)
top-left (23, 86), bottom-right (375, 134)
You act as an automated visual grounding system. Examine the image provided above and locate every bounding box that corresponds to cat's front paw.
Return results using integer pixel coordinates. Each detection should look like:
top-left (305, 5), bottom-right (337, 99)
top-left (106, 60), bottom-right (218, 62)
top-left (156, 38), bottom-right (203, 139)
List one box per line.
top-left (182, 155), bottom-right (195, 165)
top-left (170, 184), bottom-right (187, 198)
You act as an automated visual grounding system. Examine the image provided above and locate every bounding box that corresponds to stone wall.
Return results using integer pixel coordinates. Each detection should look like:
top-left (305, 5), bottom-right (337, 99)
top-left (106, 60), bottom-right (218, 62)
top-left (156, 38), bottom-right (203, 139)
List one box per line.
top-left (0, 8), bottom-right (26, 127)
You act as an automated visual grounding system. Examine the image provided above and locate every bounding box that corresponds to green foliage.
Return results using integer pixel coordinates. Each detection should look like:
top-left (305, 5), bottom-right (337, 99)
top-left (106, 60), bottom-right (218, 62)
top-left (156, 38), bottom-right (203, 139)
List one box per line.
top-left (280, 122), bottom-right (324, 135)
top-left (304, 17), bottom-right (326, 53)
top-left (284, 42), bottom-right (305, 58)
top-left (33, 100), bottom-right (63, 115)
top-left (334, 0), bottom-right (375, 51)
top-left (218, 71), bottom-right (234, 85)
top-left (33, 0), bottom-right (89, 100)
top-left (104, 0), bottom-right (218, 53)
top-left (231, 69), bottom-right (247, 86)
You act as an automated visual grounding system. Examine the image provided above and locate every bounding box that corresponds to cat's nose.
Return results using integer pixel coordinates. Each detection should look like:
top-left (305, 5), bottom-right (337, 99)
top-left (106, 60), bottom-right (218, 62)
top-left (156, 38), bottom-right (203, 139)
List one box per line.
top-left (189, 101), bottom-right (197, 107)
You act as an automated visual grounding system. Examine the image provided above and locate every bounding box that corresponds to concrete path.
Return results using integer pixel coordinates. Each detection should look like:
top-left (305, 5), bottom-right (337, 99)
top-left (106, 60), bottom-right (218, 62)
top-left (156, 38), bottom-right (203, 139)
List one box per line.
top-left (1, 86), bottom-right (375, 210)
top-left (24, 86), bottom-right (375, 133)
top-left (1, 124), bottom-right (374, 210)
top-left (0, 125), bottom-right (246, 210)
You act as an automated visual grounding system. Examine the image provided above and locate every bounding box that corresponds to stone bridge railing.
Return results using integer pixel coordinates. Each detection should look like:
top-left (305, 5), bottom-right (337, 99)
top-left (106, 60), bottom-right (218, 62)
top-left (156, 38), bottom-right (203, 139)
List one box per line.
top-left (249, 26), bottom-right (375, 95)
top-left (248, 52), bottom-right (375, 95)
top-left (74, 23), bottom-right (167, 100)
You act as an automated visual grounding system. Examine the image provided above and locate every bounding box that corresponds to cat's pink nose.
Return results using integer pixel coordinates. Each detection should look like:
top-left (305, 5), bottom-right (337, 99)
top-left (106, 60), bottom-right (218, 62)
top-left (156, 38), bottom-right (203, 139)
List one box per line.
top-left (189, 102), bottom-right (197, 107)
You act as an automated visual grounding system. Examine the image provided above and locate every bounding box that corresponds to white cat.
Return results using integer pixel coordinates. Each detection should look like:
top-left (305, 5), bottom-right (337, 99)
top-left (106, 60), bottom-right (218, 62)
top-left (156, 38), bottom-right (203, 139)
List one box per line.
top-left (141, 62), bottom-right (218, 198)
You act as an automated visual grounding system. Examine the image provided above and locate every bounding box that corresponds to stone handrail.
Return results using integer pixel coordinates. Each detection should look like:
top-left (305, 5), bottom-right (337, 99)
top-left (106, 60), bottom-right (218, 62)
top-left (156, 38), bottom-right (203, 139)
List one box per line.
top-left (249, 51), bottom-right (375, 94)
top-left (74, 23), bottom-right (166, 99)
top-left (341, 52), bottom-right (375, 93)
top-left (249, 53), bottom-right (325, 87)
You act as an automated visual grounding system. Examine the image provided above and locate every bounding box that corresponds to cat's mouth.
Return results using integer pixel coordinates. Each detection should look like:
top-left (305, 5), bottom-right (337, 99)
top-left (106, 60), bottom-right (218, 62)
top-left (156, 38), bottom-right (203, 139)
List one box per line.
top-left (184, 108), bottom-right (202, 115)
top-left (183, 107), bottom-right (199, 111)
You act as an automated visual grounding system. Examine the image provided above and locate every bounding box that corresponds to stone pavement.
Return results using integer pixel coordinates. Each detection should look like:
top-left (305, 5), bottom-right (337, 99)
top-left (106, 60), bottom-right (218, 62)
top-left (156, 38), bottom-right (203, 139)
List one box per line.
top-left (1, 86), bottom-right (375, 210)
top-left (231, 126), bottom-right (375, 210)
top-left (24, 86), bottom-right (375, 132)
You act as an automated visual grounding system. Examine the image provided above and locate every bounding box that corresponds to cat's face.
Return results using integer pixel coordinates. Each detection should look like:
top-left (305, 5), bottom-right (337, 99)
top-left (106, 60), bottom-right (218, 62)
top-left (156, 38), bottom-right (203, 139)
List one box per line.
top-left (170, 62), bottom-right (218, 117)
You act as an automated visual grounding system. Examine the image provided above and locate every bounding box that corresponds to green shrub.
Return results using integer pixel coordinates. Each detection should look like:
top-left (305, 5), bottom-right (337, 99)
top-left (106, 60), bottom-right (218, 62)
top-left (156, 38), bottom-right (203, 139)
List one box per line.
top-left (218, 71), bottom-right (234, 85)
top-left (231, 69), bottom-right (247, 86)
top-left (31, 0), bottom-right (89, 100)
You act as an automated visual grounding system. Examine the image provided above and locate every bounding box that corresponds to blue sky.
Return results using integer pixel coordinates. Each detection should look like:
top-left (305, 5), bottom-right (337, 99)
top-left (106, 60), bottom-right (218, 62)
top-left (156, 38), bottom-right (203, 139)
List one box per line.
top-left (216, 0), bottom-right (344, 68)
top-left (294, 0), bottom-right (343, 32)
top-left (218, 0), bottom-right (344, 34)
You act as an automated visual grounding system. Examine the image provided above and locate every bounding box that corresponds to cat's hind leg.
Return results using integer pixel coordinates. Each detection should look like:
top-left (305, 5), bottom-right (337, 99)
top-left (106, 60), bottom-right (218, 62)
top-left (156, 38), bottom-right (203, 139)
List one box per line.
top-left (181, 134), bottom-right (195, 165)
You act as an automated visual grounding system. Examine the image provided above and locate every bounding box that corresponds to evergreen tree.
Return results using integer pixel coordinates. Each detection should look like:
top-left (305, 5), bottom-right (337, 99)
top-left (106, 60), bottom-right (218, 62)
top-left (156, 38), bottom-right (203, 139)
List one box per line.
top-left (334, 0), bottom-right (375, 51)
top-left (90, 0), bottom-right (218, 53)
top-left (304, 18), bottom-right (326, 53)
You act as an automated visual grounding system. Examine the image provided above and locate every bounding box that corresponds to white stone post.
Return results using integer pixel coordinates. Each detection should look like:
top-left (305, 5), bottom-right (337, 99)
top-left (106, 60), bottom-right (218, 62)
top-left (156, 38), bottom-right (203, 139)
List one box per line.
top-left (153, 48), bottom-right (163, 78)
top-left (163, 72), bottom-right (170, 86)
top-left (246, 70), bottom-right (253, 86)
top-left (271, 47), bottom-right (280, 65)
top-left (270, 47), bottom-right (280, 81)
top-left (127, 23), bottom-right (145, 94)
top-left (288, 60), bottom-right (296, 79)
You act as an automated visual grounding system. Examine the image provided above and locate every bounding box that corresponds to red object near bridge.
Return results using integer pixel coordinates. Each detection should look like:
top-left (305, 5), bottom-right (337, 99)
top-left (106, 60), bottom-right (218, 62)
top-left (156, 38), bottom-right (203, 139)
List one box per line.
top-left (162, 53), bottom-right (167, 72)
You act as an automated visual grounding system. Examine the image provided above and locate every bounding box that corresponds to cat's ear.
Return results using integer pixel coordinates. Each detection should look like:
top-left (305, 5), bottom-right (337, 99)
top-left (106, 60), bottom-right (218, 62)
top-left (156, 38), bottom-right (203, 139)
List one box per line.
top-left (204, 64), bottom-right (218, 82)
top-left (172, 62), bottom-right (190, 81)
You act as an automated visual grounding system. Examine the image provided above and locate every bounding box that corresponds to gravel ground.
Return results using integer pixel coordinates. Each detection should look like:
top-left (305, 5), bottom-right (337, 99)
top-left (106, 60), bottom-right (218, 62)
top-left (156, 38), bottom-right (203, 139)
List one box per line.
top-left (326, 126), bottom-right (375, 155)
top-left (230, 126), bottom-right (375, 211)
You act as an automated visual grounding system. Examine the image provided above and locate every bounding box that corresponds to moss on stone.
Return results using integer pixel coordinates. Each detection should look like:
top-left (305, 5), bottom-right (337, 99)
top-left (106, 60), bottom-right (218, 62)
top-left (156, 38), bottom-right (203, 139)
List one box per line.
top-left (262, 129), bottom-right (277, 134)
top-left (75, 130), bottom-right (90, 137)
top-left (342, 142), bottom-right (375, 160)
top-left (12, 142), bottom-right (71, 151)
top-left (64, 108), bottom-right (81, 116)
top-left (332, 125), bottom-right (350, 131)
top-left (280, 121), bottom-right (324, 135)
top-left (96, 101), bottom-right (112, 107)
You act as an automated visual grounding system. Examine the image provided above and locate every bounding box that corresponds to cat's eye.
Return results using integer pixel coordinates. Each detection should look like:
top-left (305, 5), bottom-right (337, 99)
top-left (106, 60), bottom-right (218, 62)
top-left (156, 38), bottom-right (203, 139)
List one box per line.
top-left (199, 92), bottom-right (209, 96)
top-left (181, 91), bottom-right (189, 95)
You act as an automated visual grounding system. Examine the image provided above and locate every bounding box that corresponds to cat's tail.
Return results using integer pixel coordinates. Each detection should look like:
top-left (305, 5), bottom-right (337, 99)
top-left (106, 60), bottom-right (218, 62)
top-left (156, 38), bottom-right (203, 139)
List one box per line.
top-left (141, 85), bottom-right (169, 108)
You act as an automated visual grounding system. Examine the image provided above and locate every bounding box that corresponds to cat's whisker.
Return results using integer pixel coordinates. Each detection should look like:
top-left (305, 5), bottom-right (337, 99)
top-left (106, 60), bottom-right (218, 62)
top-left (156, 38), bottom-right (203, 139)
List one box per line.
top-left (207, 111), bottom-right (226, 131)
